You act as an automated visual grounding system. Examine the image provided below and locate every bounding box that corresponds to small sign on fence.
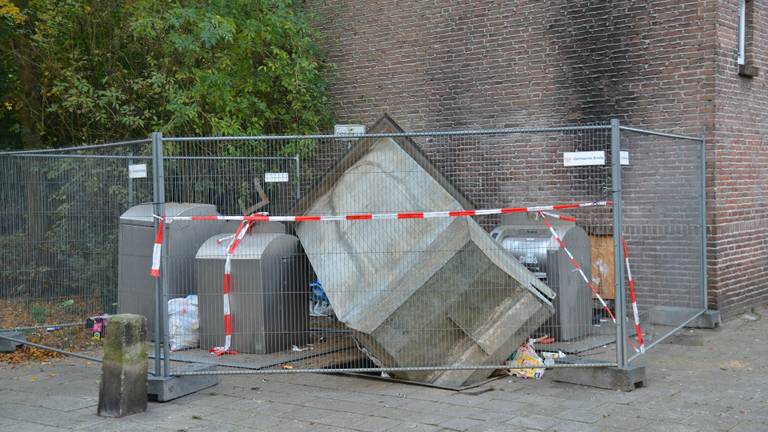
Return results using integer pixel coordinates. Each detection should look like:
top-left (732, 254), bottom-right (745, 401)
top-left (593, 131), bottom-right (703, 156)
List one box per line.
top-left (563, 151), bottom-right (630, 167)
top-left (620, 151), bottom-right (630, 166)
top-left (128, 164), bottom-right (147, 178)
top-left (334, 124), bottom-right (366, 136)
top-left (265, 172), bottom-right (289, 183)
top-left (563, 151), bottom-right (605, 166)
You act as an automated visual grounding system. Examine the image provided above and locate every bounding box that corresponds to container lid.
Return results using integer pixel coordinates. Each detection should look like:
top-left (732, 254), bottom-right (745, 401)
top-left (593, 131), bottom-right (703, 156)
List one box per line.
top-left (491, 224), bottom-right (586, 251)
top-left (195, 232), bottom-right (297, 260)
top-left (120, 202), bottom-right (220, 225)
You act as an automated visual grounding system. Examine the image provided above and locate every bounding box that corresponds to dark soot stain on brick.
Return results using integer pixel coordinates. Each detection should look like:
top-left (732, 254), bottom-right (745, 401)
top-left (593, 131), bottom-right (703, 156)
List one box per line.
top-left (552, 2), bottom-right (640, 123)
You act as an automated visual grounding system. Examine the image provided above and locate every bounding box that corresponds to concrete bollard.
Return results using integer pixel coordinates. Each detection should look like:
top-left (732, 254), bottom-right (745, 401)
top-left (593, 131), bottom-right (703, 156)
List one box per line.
top-left (98, 314), bottom-right (148, 417)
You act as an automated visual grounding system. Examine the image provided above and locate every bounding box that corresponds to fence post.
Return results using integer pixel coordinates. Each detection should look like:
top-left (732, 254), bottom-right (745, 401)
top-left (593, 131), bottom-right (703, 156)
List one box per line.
top-left (151, 132), bottom-right (165, 377)
top-left (700, 136), bottom-right (708, 311)
top-left (127, 151), bottom-right (134, 208)
top-left (611, 118), bottom-right (627, 368)
top-left (295, 154), bottom-right (301, 200)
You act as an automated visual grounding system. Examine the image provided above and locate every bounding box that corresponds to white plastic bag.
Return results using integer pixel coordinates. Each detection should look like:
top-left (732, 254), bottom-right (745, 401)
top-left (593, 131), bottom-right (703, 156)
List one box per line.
top-left (168, 295), bottom-right (199, 351)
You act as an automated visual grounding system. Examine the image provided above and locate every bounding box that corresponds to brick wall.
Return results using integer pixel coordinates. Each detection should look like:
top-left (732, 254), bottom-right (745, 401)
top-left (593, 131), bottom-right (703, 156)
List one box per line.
top-left (709, 0), bottom-right (768, 317)
top-left (305, 0), bottom-right (767, 319)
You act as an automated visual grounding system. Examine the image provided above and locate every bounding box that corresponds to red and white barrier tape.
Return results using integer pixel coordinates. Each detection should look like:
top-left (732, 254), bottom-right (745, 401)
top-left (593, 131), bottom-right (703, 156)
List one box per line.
top-left (538, 211), bottom-right (617, 323)
top-left (622, 236), bottom-right (645, 353)
top-left (149, 216), bottom-right (164, 278)
top-left (148, 200), bottom-right (612, 353)
top-left (210, 220), bottom-right (252, 356)
top-left (539, 211), bottom-right (577, 223)
top-left (154, 200), bottom-right (610, 223)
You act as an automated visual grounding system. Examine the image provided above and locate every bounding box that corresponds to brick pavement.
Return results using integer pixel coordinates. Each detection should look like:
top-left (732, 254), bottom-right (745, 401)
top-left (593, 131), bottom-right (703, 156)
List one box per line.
top-left (1, 305), bottom-right (766, 431)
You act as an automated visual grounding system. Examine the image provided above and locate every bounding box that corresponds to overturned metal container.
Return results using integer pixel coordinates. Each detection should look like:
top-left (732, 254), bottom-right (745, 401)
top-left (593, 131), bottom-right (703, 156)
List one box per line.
top-left (295, 116), bottom-right (555, 387)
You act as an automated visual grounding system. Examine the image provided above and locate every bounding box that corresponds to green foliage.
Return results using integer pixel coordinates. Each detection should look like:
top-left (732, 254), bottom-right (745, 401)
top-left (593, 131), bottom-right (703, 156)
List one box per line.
top-left (0, 0), bottom-right (333, 149)
top-left (0, 1), bottom-right (334, 320)
top-left (31, 304), bottom-right (46, 323)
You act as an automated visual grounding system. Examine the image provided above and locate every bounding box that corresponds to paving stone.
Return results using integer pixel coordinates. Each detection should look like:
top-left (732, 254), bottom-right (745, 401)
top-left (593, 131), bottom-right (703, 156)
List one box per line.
top-left (546, 420), bottom-right (601, 432)
top-left (552, 408), bottom-right (602, 424)
top-left (317, 411), bottom-right (402, 432)
top-left (479, 398), bottom-right (529, 413)
top-left (2, 421), bottom-right (68, 432)
top-left (37, 394), bottom-right (99, 412)
top-left (504, 414), bottom-right (558, 431)
top-left (1, 305), bottom-right (768, 432)
top-left (387, 422), bottom-right (444, 432)
top-left (730, 421), bottom-right (768, 432)
top-left (0, 417), bottom-right (22, 428)
top-left (439, 417), bottom-right (486, 431)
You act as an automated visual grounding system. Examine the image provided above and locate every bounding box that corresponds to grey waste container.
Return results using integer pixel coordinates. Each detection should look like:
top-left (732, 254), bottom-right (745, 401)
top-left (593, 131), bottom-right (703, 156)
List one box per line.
top-left (491, 223), bottom-right (593, 341)
top-left (196, 232), bottom-right (310, 354)
top-left (117, 203), bottom-right (228, 334)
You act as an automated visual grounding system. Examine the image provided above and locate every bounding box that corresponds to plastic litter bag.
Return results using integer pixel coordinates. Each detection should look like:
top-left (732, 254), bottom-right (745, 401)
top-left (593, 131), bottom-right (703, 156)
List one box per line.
top-left (508, 341), bottom-right (545, 379)
top-left (309, 279), bottom-right (334, 317)
top-left (168, 295), bottom-right (199, 351)
top-left (541, 350), bottom-right (566, 367)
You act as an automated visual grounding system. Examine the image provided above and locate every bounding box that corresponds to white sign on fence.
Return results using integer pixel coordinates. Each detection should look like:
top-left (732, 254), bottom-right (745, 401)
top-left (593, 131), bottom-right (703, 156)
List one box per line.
top-left (128, 164), bottom-right (147, 179)
top-left (334, 124), bottom-right (366, 136)
top-left (620, 151), bottom-right (630, 166)
top-left (265, 172), bottom-right (289, 183)
top-left (563, 151), bottom-right (605, 166)
top-left (563, 151), bottom-right (630, 167)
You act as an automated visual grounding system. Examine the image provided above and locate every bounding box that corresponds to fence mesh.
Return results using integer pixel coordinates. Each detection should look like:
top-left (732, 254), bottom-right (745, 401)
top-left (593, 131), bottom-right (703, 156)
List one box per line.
top-left (620, 129), bottom-right (706, 359)
top-left (157, 126), bottom-right (618, 384)
top-left (0, 141), bottom-right (152, 362)
top-left (0, 123), bottom-right (706, 386)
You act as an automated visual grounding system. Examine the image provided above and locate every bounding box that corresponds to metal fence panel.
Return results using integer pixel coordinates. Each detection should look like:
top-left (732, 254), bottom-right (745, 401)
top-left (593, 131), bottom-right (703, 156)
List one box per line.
top-left (619, 127), bottom-right (706, 361)
top-left (0, 141), bottom-right (153, 364)
top-left (155, 126), bottom-right (619, 385)
top-left (0, 122), bottom-right (706, 386)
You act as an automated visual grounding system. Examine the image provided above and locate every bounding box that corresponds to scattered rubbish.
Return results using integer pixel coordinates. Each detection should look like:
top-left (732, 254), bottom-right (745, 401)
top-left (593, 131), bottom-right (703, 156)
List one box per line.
top-left (281, 364), bottom-right (294, 369)
top-left (508, 341), bottom-right (545, 379)
top-left (723, 360), bottom-right (746, 369)
top-left (59, 300), bottom-right (75, 308)
top-left (353, 336), bottom-right (391, 377)
top-left (541, 350), bottom-right (566, 367)
top-left (531, 335), bottom-right (554, 345)
top-left (168, 295), bottom-right (199, 351)
top-left (742, 314), bottom-right (758, 321)
top-left (86, 315), bottom-right (111, 340)
top-left (291, 344), bottom-right (314, 352)
top-left (45, 326), bottom-right (62, 332)
top-left (309, 280), bottom-right (333, 317)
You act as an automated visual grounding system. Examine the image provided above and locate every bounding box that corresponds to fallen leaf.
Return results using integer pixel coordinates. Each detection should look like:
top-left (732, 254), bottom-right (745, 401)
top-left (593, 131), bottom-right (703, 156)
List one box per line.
top-left (725, 360), bottom-right (746, 369)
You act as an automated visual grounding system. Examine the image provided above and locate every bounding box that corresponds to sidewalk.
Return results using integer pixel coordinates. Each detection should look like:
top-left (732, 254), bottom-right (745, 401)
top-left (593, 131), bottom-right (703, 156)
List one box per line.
top-left (1, 306), bottom-right (766, 432)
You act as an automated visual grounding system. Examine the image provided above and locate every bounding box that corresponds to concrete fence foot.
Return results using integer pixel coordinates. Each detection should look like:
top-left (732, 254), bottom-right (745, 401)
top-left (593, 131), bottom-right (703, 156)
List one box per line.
top-left (0, 331), bottom-right (26, 353)
top-left (551, 364), bottom-right (646, 392)
top-left (148, 363), bottom-right (219, 402)
top-left (650, 307), bottom-right (721, 329)
top-left (98, 314), bottom-right (148, 417)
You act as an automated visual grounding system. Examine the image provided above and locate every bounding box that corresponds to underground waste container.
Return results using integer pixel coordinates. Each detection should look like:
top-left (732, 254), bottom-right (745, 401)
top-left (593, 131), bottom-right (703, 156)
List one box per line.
top-left (117, 203), bottom-right (228, 333)
top-left (195, 232), bottom-right (310, 354)
top-left (491, 222), bottom-right (592, 341)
